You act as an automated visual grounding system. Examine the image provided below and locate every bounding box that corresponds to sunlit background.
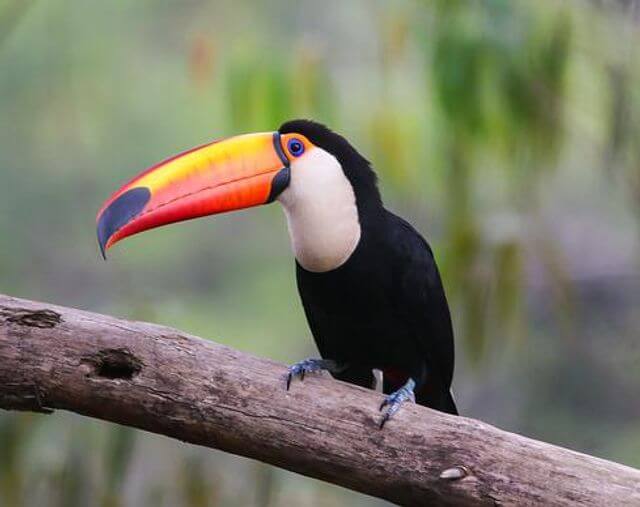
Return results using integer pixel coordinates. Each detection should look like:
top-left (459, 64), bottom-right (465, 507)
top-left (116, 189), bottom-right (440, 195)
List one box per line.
top-left (1, 0), bottom-right (640, 505)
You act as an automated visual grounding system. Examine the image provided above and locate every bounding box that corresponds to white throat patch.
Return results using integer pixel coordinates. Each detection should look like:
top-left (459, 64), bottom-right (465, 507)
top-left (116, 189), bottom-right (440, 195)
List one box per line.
top-left (277, 147), bottom-right (361, 273)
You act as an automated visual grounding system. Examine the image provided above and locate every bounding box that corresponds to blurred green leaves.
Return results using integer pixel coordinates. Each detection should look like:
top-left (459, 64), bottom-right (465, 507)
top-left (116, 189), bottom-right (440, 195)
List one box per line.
top-left (423, 1), bottom-right (573, 357)
top-left (0, 0), bottom-right (34, 47)
top-left (225, 43), bottom-right (337, 132)
top-left (101, 426), bottom-right (136, 507)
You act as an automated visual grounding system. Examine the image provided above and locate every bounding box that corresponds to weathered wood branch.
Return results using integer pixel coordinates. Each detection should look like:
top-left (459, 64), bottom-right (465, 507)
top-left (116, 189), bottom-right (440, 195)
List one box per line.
top-left (0, 293), bottom-right (638, 506)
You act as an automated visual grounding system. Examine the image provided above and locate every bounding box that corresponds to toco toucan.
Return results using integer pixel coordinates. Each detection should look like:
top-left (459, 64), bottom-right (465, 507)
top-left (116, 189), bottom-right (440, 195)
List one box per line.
top-left (97, 120), bottom-right (457, 427)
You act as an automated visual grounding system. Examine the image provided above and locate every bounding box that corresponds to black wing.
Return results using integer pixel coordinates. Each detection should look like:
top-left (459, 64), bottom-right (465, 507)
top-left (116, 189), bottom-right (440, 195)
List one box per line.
top-left (386, 211), bottom-right (455, 391)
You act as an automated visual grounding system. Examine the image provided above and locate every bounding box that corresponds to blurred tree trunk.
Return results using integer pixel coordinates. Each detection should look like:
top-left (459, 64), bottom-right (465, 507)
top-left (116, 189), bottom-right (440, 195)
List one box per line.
top-left (596, 0), bottom-right (640, 19)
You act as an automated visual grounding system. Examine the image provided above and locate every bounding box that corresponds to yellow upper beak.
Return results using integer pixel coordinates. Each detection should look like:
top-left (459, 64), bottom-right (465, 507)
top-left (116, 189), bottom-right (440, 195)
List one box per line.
top-left (96, 131), bottom-right (290, 257)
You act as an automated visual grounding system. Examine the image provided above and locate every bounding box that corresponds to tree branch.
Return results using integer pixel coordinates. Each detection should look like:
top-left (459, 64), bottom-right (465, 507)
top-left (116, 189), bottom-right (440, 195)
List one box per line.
top-left (0, 293), bottom-right (638, 506)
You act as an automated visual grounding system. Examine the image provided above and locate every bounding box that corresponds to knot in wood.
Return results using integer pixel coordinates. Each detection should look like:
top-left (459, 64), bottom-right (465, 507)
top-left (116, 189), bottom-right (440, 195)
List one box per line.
top-left (439, 465), bottom-right (471, 481)
top-left (83, 348), bottom-right (143, 380)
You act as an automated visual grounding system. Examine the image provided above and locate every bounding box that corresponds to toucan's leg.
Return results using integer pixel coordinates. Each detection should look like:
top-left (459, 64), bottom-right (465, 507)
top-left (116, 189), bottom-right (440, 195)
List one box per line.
top-left (379, 378), bottom-right (416, 429)
top-left (285, 358), bottom-right (346, 390)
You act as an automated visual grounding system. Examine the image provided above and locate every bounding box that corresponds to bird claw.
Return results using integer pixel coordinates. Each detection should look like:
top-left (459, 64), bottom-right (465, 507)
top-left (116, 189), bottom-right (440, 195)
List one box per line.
top-left (379, 379), bottom-right (416, 429)
top-left (285, 358), bottom-right (336, 390)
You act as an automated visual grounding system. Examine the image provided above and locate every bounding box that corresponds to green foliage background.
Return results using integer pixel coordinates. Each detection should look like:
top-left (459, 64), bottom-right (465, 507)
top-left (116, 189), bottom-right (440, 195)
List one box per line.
top-left (1, 0), bottom-right (639, 505)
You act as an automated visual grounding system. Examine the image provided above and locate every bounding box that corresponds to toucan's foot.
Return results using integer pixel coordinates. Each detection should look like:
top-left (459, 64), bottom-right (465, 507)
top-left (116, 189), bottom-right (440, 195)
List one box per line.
top-left (285, 358), bottom-right (341, 390)
top-left (379, 378), bottom-right (416, 429)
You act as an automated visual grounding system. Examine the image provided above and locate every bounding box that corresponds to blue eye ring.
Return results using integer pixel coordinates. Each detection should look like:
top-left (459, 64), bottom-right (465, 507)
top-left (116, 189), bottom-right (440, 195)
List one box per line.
top-left (287, 138), bottom-right (305, 157)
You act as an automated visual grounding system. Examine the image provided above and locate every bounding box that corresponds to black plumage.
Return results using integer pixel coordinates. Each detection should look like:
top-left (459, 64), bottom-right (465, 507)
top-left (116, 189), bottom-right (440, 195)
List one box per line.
top-left (280, 120), bottom-right (457, 415)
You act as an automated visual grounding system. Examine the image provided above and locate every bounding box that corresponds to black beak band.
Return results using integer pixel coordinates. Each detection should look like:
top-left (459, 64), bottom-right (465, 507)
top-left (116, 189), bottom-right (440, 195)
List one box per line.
top-left (266, 132), bottom-right (291, 203)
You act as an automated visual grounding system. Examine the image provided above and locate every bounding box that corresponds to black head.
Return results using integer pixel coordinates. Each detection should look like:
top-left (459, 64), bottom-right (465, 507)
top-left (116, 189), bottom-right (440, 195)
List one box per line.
top-left (279, 120), bottom-right (382, 211)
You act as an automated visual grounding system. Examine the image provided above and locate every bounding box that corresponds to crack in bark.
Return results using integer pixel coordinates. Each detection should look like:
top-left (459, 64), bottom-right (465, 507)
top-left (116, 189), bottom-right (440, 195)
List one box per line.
top-left (1, 307), bottom-right (61, 328)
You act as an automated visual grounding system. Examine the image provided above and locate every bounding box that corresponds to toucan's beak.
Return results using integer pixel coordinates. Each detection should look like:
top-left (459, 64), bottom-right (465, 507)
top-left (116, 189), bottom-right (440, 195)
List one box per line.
top-left (96, 132), bottom-right (290, 258)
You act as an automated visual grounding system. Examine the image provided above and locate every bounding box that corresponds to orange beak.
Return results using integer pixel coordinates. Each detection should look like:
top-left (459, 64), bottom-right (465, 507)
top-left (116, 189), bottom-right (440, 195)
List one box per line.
top-left (96, 132), bottom-right (290, 258)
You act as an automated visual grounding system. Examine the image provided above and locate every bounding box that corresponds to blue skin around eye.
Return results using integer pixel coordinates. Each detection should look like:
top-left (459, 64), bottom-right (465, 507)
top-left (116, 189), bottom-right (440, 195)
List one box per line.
top-left (288, 139), bottom-right (304, 157)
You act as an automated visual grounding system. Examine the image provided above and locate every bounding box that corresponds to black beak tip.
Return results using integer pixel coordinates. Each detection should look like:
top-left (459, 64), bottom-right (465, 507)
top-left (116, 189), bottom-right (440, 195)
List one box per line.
top-left (96, 187), bottom-right (151, 261)
top-left (97, 222), bottom-right (109, 260)
top-left (98, 238), bottom-right (107, 260)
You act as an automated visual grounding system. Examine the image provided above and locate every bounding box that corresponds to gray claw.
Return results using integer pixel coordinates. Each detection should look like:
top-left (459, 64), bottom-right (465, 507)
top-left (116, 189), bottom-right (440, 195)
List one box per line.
top-left (378, 379), bottom-right (416, 429)
top-left (285, 358), bottom-right (335, 390)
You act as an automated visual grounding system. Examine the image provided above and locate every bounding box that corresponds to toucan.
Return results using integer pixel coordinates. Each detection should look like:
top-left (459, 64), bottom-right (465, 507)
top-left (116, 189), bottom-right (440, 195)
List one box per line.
top-left (97, 120), bottom-right (457, 427)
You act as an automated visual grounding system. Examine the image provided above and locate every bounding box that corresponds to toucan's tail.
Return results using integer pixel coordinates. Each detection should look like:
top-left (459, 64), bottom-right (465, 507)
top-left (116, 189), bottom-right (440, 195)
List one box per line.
top-left (416, 388), bottom-right (458, 416)
top-left (442, 390), bottom-right (458, 416)
top-left (382, 371), bottom-right (459, 416)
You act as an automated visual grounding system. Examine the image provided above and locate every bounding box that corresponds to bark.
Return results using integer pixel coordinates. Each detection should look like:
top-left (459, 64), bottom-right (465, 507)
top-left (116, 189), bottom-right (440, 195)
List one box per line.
top-left (0, 293), bottom-right (638, 506)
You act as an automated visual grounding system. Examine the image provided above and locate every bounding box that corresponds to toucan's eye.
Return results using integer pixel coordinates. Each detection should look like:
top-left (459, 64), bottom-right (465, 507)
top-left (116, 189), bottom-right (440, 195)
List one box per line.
top-left (287, 138), bottom-right (305, 157)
